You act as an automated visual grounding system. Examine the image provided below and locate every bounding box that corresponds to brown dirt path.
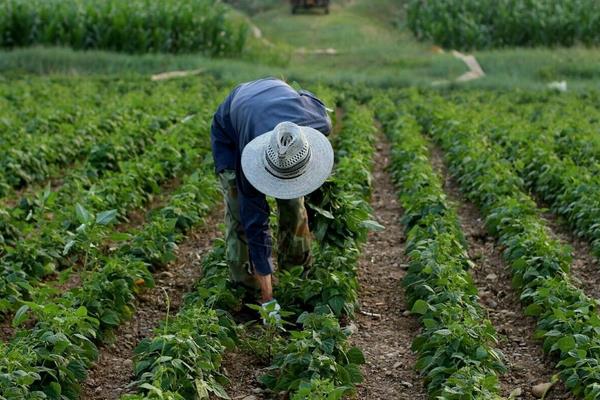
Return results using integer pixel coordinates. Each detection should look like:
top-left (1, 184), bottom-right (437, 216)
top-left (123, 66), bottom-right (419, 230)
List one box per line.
top-left (81, 206), bottom-right (223, 399)
top-left (351, 134), bottom-right (426, 400)
top-left (220, 345), bottom-right (269, 399)
top-left (429, 146), bottom-right (575, 400)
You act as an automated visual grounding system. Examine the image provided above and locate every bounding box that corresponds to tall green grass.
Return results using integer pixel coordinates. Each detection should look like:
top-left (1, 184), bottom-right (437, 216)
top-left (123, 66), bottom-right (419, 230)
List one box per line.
top-left (0, 0), bottom-right (248, 56)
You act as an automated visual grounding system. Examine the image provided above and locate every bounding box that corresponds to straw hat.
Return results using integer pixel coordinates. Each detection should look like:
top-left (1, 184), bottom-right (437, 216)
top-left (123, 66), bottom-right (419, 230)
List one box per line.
top-left (241, 121), bottom-right (334, 199)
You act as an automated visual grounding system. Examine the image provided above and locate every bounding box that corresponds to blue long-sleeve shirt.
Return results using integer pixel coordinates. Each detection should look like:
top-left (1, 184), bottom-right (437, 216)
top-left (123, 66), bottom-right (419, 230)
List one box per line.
top-left (210, 78), bottom-right (332, 275)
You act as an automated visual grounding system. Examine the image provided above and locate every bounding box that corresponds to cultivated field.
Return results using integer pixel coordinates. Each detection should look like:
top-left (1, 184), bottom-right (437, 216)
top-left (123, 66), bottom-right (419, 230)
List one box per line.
top-left (1, 1), bottom-right (600, 400)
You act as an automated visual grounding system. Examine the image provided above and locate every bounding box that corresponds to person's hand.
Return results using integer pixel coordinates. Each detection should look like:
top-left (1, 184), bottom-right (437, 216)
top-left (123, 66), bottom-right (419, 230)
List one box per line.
top-left (260, 298), bottom-right (281, 326)
top-left (255, 273), bottom-right (273, 303)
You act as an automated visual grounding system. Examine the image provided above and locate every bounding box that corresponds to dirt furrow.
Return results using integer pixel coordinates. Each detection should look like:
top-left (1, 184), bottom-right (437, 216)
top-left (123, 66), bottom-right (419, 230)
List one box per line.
top-left (220, 346), bottom-right (268, 399)
top-left (428, 146), bottom-right (574, 400)
top-left (81, 206), bottom-right (223, 399)
top-left (351, 135), bottom-right (426, 400)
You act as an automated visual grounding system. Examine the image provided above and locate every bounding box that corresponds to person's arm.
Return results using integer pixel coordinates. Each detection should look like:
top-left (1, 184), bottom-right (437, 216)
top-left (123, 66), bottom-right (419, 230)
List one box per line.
top-left (238, 188), bottom-right (275, 302)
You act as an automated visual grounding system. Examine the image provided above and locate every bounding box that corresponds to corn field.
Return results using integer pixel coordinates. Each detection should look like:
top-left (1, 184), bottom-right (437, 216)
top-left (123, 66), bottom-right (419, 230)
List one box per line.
top-left (0, 0), bottom-right (248, 56)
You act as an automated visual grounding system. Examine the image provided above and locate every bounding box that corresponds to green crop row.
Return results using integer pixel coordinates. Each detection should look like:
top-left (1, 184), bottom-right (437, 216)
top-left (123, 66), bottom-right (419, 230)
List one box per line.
top-left (0, 78), bottom-right (118, 139)
top-left (413, 92), bottom-right (600, 399)
top-left (0, 159), bottom-right (220, 399)
top-left (278, 101), bottom-right (377, 317)
top-left (119, 99), bottom-right (375, 400)
top-left (430, 91), bottom-right (600, 260)
top-left (263, 101), bottom-right (376, 398)
top-left (407, 0), bottom-right (600, 50)
top-left (0, 99), bottom-right (218, 316)
top-left (448, 91), bottom-right (600, 170)
top-left (0, 0), bottom-right (247, 56)
top-left (121, 242), bottom-right (241, 400)
top-left (375, 94), bottom-right (505, 399)
top-left (0, 78), bottom-right (217, 197)
top-left (488, 116), bottom-right (600, 259)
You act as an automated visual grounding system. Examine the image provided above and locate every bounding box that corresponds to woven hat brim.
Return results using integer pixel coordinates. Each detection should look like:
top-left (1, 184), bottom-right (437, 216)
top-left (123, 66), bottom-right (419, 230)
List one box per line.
top-left (241, 126), bottom-right (334, 199)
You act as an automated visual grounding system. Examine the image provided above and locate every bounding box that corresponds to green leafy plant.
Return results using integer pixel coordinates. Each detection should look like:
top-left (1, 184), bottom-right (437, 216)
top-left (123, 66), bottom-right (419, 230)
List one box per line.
top-left (0, 162), bottom-right (220, 398)
top-left (0, 77), bottom-right (224, 315)
top-left (409, 90), bottom-right (600, 398)
top-left (260, 311), bottom-right (364, 396)
top-left (376, 93), bottom-right (505, 398)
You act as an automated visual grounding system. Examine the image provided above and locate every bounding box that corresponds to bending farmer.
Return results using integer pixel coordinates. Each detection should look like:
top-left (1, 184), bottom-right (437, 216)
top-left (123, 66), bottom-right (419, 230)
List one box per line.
top-left (210, 77), bottom-right (333, 312)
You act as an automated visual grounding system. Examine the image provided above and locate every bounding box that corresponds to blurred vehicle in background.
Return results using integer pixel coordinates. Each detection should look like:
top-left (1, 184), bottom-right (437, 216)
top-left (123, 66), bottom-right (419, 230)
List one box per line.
top-left (291, 0), bottom-right (330, 14)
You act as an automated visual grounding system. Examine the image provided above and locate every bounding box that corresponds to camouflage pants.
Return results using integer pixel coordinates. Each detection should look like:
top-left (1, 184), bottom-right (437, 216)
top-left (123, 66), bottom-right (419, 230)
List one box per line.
top-left (218, 170), bottom-right (311, 287)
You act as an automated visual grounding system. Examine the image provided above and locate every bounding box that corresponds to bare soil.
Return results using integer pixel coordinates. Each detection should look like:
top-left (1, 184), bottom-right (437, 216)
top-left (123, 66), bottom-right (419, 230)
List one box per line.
top-left (428, 146), bottom-right (575, 400)
top-left (0, 318), bottom-right (13, 342)
top-left (81, 206), bottom-right (223, 399)
top-left (351, 135), bottom-right (426, 400)
top-left (221, 346), bottom-right (270, 399)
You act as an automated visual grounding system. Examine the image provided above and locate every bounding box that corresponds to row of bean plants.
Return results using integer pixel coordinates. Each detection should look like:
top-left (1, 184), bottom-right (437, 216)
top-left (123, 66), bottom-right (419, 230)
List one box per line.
top-left (449, 91), bottom-right (600, 169)
top-left (435, 92), bottom-right (600, 259)
top-left (0, 159), bottom-right (221, 399)
top-left (0, 78), bottom-right (116, 138)
top-left (0, 78), bottom-right (217, 196)
top-left (412, 92), bottom-right (600, 399)
top-left (121, 241), bottom-right (241, 400)
top-left (122, 100), bottom-right (376, 399)
top-left (0, 92), bottom-right (221, 316)
top-left (0, 113), bottom-right (216, 318)
top-left (487, 112), bottom-right (600, 259)
top-left (375, 94), bottom-right (505, 399)
top-left (264, 101), bottom-right (376, 397)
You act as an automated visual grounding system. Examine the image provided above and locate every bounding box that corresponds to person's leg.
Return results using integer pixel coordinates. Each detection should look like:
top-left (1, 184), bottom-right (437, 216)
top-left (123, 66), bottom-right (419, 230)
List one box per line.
top-left (218, 170), bottom-right (257, 288)
top-left (276, 196), bottom-right (312, 270)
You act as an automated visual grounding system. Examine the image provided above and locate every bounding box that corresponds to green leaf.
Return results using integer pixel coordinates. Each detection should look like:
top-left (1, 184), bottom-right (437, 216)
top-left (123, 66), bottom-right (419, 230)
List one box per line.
top-left (310, 204), bottom-right (334, 219)
top-left (96, 209), bottom-right (118, 225)
top-left (555, 335), bottom-right (576, 353)
top-left (209, 381), bottom-right (231, 399)
top-left (74, 306), bottom-right (88, 317)
top-left (345, 363), bottom-right (364, 383)
top-left (67, 360), bottom-right (88, 381)
top-left (411, 299), bottom-right (429, 315)
top-left (75, 203), bottom-right (92, 224)
top-left (525, 303), bottom-right (542, 316)
top-left (360, 219), bottom-right (385, 232)
top-left (48, 382), bottom-right (61, 397)
top-left (12, 305), bottom-right (30, 327)
top-left (347, 347), bottom-right (365, 364)
top-left (475, 346), bottom-right (488, 360)
top-left (100, 310), bottom-right (120, 326)
top-left (195, 378), bottom-right (210, 399)
top-left (321, 338), bottom-right (335, 354)
top-left (63, 239), bottom-right (76, 256)
top-left (328, 296), bottom-right (345, 315)
top-left (110, 232), bottom-right (131, 241)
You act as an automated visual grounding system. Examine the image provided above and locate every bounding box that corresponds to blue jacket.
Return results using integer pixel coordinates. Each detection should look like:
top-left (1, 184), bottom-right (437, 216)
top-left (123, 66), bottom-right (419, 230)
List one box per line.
top-left (210, 78), bottom-right (331, 275)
